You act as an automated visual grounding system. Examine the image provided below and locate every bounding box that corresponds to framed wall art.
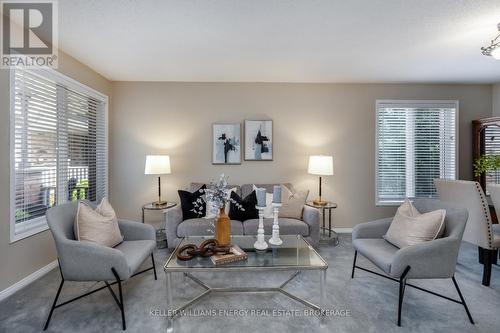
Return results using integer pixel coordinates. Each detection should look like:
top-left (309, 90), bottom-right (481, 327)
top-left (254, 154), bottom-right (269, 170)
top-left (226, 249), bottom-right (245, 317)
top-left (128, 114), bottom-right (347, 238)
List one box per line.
top-left (244, 120), bottom-right (273, 161)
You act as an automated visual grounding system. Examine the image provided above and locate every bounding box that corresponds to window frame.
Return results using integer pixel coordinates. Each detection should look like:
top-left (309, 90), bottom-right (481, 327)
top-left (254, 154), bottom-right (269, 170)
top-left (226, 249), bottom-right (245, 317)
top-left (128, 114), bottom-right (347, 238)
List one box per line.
top-left (375, 99), bottom-right (459, 206)
top-left (9, 67), bottom-right (109, 243)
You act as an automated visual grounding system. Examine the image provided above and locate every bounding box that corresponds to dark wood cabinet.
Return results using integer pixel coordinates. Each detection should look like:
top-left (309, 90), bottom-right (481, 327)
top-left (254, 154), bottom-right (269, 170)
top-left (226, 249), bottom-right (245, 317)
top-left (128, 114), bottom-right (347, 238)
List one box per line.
top-left (472, 117), bottom-right (500, 192)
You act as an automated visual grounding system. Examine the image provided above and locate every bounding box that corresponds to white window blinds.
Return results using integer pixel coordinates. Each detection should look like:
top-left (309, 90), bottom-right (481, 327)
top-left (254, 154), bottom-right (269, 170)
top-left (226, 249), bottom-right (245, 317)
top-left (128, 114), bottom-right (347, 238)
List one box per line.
top-left (11, 68), bottom-right (108, 241)
top-left (376, 101), bottom-right (457, 204)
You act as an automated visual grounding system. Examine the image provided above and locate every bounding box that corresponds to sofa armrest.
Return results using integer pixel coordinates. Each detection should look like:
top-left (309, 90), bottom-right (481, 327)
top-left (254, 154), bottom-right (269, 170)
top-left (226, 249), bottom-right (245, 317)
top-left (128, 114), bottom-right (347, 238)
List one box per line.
top-left (352, 218), bottom-right (392, 240)
top-left (166, 205), bottom-right (183, 247)
top-left (303, 205), bottom-right (320, 245)
top-left (391, 237), bottom-right (460, 279)
top-left (58, 239), bottom-right (130, 281)
top-left (118, 219), bottom-right (155, 241)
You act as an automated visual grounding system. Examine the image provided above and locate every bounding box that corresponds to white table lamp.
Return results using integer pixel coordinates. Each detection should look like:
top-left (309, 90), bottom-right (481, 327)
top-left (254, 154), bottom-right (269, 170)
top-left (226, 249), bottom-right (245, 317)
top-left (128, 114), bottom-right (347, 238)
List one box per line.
top-left (308, 155), bottom-right (334, 206)
top-left (145, 155), bottom-right (171, 206)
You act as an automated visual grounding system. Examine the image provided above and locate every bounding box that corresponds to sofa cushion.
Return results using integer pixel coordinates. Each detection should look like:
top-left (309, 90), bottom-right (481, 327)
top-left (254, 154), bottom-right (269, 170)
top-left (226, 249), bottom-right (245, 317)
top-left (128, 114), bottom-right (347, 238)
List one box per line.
top-left (243, 218), bottom-right (309, 236)
top-left (228, 191), bottom-right (258, 221)
top-left (280, 185), bottom-right (309, 219)
top-left (177, 218), bottom-right (244, 237)
top-left (241, 183), bottom-right (293, 198)
top-left (114, 240), bottom-right (156, 275)
top-left (178, 185), bottom-right (206, 220)
top-left (190, 182), bottom-right (241, 197)
top-left (352, 238), bottom-right (399, 274)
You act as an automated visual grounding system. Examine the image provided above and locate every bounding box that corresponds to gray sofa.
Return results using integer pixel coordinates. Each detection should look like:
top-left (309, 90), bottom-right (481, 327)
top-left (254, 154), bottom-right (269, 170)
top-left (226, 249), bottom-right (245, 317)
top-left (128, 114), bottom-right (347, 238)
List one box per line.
top-left (166, 183), bottom-right (320, 248)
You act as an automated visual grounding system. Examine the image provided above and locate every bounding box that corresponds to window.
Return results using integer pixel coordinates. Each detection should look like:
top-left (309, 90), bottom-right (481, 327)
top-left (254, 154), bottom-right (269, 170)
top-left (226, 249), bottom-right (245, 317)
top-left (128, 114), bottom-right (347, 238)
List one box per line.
top-left (376, 100), bottom-right (457, 205)
top-left (10, 67), bottom-right (108, 242)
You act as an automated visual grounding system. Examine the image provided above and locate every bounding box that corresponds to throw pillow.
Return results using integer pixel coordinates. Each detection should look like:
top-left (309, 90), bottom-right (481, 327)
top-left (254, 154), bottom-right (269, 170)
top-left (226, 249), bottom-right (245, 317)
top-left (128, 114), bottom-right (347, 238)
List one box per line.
top-left (96, 197), bottom-right (118, 221)
top-left (178, 184), bottom-right (207, 220)
top-left (384, 199), bottom-right (446, 248)
top-left (229, 191), bottom-right (258, 221)
top-left (253, 185), bottom-right (274, 218)
top-left (279, 185), bottom-right (309, 219)
top-left (74, 200), bottom-right (123, 247)
top-left (204, 187), bottom-right (238, 219)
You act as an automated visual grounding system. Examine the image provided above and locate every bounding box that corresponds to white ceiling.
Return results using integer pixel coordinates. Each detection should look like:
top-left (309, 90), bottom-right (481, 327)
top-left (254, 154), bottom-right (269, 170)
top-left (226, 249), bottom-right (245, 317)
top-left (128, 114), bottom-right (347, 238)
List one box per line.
top-left (58, 0), bottom-right (500, 83)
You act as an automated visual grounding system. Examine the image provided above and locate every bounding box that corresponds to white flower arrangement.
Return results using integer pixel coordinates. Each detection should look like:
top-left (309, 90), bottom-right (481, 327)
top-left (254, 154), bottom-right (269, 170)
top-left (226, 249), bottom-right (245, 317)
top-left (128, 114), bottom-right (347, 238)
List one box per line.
top-left (191, 173), bottom-right (245, 218)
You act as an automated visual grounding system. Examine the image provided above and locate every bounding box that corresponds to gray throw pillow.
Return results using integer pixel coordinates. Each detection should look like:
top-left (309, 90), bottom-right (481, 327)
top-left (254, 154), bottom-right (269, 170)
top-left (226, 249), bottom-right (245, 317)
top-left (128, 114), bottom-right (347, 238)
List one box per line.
top-left (384, 199), bottom-right (445, 248)
top-left (279, 185), bottom-right (309, 219)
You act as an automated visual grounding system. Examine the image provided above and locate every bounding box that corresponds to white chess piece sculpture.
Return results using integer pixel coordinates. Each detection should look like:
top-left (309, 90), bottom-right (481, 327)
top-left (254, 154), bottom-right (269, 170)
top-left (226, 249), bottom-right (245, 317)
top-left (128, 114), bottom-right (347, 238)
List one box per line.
top-left (253, 206), bottom-right (268, 250)
top-left (268, 203), bottom-right (283, 245)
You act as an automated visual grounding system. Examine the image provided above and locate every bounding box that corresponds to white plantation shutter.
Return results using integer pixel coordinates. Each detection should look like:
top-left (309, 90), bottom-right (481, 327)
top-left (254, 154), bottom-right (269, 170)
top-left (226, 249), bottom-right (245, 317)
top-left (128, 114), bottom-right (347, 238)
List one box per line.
top-left (376, 101), bottom-right (457, 204)
top-left (11, 68), bottom-right (108, 241)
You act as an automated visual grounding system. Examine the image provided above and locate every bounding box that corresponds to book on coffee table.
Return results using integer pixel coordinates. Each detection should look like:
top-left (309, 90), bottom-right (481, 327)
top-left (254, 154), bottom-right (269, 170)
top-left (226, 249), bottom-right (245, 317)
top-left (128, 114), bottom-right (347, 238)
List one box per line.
top-left (210, 244), bottom-right (248, 265)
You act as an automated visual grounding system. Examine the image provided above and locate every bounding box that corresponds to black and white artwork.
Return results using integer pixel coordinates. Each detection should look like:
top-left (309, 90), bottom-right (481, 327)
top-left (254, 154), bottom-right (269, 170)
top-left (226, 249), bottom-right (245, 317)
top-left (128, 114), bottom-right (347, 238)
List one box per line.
top-left (212, 123), bottom-right (241, 164)
top-left (244, 120), bottom-right (273, 161)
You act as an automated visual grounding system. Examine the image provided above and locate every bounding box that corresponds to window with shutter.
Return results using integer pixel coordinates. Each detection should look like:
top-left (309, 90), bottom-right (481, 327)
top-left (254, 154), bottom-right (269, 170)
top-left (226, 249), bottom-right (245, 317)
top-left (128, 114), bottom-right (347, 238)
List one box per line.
top-left (10, 67), bottom-right (108, 242)
top-left (375, 100), bottom-right (458, 205)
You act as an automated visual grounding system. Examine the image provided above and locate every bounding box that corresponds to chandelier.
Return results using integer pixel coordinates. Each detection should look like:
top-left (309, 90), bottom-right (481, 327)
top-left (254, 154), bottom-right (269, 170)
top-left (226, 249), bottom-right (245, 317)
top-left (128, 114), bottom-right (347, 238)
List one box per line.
top-left (482, 23), bottom-right (500, 59)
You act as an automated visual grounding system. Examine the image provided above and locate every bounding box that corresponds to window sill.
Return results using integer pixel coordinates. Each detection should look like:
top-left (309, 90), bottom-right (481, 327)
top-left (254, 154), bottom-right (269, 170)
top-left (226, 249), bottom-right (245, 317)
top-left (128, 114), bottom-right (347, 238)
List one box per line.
top-left (10, 219), bottom-right (49, 243)
top-left (376, 201), bottom-right (404, 207)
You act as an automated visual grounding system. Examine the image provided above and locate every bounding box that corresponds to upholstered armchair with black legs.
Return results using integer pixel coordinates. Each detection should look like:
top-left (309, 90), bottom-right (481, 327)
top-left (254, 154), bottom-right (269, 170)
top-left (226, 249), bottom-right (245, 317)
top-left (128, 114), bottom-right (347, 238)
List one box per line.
top-left (351, 199), bottom-right (474, 327)
top-left (43, 202), bottom-right (157, 331)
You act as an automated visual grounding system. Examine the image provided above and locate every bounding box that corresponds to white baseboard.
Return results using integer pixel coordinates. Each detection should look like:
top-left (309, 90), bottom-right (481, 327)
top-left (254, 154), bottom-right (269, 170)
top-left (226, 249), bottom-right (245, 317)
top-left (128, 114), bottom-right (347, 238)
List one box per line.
top-left (0, 260), bottom-right (58, 302)
top-left (333, 228), bottom-right (353, 233)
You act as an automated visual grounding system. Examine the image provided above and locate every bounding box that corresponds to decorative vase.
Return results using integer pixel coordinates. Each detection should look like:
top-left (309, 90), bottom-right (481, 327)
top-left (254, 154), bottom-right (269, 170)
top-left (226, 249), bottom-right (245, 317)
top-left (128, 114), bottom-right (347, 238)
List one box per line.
top-left (215, 208), bottom-right (231, 246)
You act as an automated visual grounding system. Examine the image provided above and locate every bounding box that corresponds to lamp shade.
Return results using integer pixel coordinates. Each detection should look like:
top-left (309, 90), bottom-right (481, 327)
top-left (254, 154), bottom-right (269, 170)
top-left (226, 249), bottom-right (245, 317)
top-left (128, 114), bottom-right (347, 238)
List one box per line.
top-left (145, 155), bottom-right (171, 175)
top-left (308, 155), bottom-right (334, 176)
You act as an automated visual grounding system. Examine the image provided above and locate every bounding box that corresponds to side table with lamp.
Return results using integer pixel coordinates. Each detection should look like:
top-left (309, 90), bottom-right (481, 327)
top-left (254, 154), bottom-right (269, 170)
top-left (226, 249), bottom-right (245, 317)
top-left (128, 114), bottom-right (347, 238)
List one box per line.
top-left (308, 155), bottom-right (334, 206)
top-left (144, 154), bottom-right (176, 248)
top-left (308, 155), bottom-right (338, 245)
top-left (142, 202), bottom-right (177, 249)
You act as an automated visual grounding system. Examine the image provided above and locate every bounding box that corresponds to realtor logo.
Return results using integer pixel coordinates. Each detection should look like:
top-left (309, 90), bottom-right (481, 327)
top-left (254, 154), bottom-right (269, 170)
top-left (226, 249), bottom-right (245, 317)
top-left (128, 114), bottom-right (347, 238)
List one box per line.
top-left (1, 0), bottom-right (58, 68)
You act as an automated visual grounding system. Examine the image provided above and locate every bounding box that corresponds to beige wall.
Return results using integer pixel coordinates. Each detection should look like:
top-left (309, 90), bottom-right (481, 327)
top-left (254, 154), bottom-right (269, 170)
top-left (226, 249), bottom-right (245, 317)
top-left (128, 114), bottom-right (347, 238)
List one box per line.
top-left (0, 53), bottom-right (111, 292)
top-left (493, 83), bottom-right (500, 116)
top-left (110, 82), bottom-right (492, 229)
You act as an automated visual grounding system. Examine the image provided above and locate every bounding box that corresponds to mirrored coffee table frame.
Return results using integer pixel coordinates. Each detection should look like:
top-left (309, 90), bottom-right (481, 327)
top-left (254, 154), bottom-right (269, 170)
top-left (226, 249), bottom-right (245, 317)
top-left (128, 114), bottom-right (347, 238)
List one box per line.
top-left (163, 235), bottom-right (328, 332)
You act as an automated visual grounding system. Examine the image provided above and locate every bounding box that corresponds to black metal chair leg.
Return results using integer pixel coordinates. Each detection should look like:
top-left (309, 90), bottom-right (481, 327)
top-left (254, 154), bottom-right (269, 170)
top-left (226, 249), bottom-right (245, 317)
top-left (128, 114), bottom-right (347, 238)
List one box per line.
top-left (478, 246), bottom-right (484, 264)
top-left (452, 276), bottom-right (474, 324)
top-left (111, 268), bottom-right (126, 330)
top-left (482, 250), bottom-right (492, 286)
top-left (397, 266), bottom-right (411, 327)
top-left (351, 251), bottom-right (357, 278)
top-left (151, 253), bottom-right (157, 280)
top-left (43, 278), bottom-right (64, 330)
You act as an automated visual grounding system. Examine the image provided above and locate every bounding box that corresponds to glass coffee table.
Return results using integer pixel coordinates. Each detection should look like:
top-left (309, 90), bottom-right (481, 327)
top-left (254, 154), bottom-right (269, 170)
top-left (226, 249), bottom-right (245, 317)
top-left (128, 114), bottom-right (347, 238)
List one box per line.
top-left (164, 235), bottom-right (328, 332)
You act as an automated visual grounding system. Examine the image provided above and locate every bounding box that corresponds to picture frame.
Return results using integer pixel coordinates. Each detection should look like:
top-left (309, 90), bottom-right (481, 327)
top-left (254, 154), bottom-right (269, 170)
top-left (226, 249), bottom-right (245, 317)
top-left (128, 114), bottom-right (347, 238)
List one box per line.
top-left (212, 123), bottom-right (242, 165)
top-left (244, 120), bottom-right (273, 161)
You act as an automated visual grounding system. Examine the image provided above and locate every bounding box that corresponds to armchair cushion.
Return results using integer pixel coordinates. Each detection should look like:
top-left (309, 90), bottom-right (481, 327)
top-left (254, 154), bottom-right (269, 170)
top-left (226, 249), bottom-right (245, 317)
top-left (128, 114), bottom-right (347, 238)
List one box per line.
top-left (352, 238), bottom-right (398, 274)
top-left (114, 240), bottom-right (156, 276)
top-left (352, 218), bottom-right (392, 240)
top-left (118, 219), bottom-right (155, 241)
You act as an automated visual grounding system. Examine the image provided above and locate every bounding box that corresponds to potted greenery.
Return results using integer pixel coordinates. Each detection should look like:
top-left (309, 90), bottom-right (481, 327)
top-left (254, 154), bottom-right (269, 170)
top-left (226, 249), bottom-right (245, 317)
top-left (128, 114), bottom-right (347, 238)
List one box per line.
top-left (474, 155), bottom-right (500, 178)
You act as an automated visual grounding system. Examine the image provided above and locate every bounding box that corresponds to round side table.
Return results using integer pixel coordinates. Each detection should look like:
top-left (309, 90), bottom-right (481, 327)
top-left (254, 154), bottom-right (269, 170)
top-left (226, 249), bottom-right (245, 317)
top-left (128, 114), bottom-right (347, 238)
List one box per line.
top-left (306, 201), bottom-right (339, 246)
top-left (142, 202), bottom-right (177, 249)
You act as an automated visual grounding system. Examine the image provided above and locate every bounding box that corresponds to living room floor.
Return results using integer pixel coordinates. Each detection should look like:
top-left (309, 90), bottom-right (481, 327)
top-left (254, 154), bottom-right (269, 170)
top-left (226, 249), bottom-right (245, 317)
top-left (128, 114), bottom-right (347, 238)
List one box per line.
top-left (1, 234), bottom-right (499, 333)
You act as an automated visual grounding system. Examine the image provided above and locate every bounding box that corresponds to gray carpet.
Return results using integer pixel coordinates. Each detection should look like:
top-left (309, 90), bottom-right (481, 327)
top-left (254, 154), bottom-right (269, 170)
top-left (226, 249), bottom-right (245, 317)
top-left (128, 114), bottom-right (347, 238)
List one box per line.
top-left (1, 234), bottom-right (500, 333)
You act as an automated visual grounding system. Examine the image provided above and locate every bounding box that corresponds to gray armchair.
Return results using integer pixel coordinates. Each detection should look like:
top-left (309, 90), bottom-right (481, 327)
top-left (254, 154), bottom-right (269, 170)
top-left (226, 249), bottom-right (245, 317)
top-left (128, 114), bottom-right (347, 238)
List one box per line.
top-left (351, 199), bottom-right (474, 327)
top-left (44, 202), bottom-right (157, 331)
